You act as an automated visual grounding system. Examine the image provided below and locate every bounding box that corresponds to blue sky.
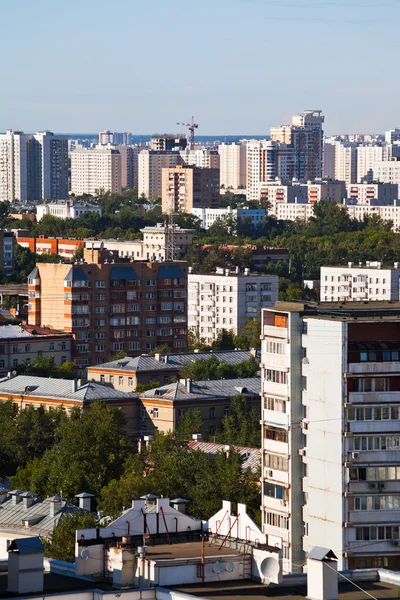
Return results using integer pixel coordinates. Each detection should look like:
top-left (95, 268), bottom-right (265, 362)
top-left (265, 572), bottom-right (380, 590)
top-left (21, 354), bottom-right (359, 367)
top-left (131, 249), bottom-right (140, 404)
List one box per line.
top-left (1, 0), bottom-right (400, 135)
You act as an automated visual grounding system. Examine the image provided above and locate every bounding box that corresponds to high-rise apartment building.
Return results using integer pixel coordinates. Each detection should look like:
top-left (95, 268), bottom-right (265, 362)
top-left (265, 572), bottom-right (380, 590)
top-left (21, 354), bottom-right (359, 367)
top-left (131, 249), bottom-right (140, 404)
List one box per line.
top-left (246, 140), bottom-right (293, 201)
top-left (218, 142), bottom-right (247, 189)
top-left (70, 146), bottom-right (122, 195)
top-left (118, 145), bottom-right (144, 190)
top-left (28, 248), bottom-right (188, 371)
top-left (179, 148), bottom-right (220, 170)
top-left (149, 134), bottom-right (187, 152)
top-left (372, 161), bottom-right (400, 186)
top-left (261, 302), bottom-right (400, 573)
top-left (161, 165), bottom-right (220, 213)
top-left (138, 150), bottom-right (183, 201)
top-left (0, 130), bottom-right (68, 201)
top-left (188, 269), bottom-right (278, 344)
top-left (385, 129), bottom-right (400, 144)
top-left (334, 142), bottom-right (358, 190)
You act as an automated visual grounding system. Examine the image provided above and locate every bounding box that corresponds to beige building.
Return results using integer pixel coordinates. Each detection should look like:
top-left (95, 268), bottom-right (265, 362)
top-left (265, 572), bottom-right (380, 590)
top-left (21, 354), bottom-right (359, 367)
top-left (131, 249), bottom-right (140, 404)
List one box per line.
top-left (218, 142), bottom-right (247, 189)
top-left (161, 165), bottom-right (219, 213)
top-left (138, 149), bottom-right (183, 200)
top-left (70, 146), bottom-right (122, 195)
top-left (179, 148), bottom-right (220, 169)
top-left (139, 377), bottom-right (260, 437)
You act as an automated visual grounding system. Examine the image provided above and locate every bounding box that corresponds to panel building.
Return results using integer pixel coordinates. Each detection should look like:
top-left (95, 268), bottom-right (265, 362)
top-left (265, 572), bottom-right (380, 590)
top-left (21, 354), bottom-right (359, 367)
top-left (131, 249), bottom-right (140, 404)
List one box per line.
top-left (320, 263), bottom-right (400, 302)
top-left (28, 248), bottom-right (188, 371)
top-left (218, 142), bottom-right (247, 190)
top-left (138, 149), bottom-right (183, 201)
top-left (70, 146), bottom-right (122, 195)
top-left (161, 165), bottom-right (220, 213)
top-left (261, 301), bottom-right (400, 573)
top-left (188, 269), bottom-right (278, 344)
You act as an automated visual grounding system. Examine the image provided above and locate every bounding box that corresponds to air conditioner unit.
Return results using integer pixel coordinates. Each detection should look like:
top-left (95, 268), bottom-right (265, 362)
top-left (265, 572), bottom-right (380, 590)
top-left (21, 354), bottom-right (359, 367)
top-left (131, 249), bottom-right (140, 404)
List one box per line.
top-left (351, 452), bottom-right (360, 459)
top-left (300, 421), bottom-right (308, 431)
top-left (369, 483), bottom-right (377, 489)
top-left (393, 540), bottom-right (399, 547)
top-left (280, 500), bottom-right (287, 507)
top-left (378, 483), bottom-right (386, 490)
top-left (299, 448), bottom-right (307, 457)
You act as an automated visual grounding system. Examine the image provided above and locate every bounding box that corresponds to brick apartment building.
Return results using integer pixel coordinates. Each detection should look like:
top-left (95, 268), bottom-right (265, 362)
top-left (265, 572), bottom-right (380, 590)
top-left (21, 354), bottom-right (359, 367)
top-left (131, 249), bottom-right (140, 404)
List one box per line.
top-left (28, 248), bottom-right (188, 371)
top-left (17, 235), bottom-right (84, 259)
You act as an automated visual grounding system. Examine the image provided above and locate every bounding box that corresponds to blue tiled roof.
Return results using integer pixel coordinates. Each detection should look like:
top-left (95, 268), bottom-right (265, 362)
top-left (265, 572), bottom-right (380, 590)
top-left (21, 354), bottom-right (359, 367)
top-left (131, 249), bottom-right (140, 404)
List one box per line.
top-left (111, 266), bottom-right (139, 280)
top-left (158, 265), bottom-right (185, 279)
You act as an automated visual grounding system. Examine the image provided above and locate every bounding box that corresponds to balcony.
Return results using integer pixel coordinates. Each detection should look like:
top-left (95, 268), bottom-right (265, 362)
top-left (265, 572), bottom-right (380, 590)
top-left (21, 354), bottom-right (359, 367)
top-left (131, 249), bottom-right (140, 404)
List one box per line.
top-left (262, 409), bottom-right (288, 427)
top-left (263, 325), bottom-right (288, 341)
top-left (349, 392), bottom-right (400, 404)
top-left (349, 362), bottom-right (400, 375)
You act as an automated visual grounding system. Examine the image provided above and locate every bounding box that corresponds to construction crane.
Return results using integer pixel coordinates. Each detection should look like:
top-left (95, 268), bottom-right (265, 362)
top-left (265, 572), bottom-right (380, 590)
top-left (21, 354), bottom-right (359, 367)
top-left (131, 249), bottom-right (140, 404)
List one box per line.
top-left (176, 116), bottom-right (198, 150)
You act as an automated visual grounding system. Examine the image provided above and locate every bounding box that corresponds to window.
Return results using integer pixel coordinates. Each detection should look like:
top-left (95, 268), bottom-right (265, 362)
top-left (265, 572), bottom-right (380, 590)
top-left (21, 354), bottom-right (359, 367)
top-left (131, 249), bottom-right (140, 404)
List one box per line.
top-left (100, 375), bottom-right (105, 383)
top-left (161, 303), bottom-right (173, 311)
top-left (353, 378), bottom-right (389, 392)
top-left (96, 319), bottom-right (106, 326)
top-left (264, 452), bottom-right (288, 471)
top-left (95, 345), bottom-right (105, 352)
top-left (153, 408), bottom-right (159, 418)
top-left (49, 343), bottom-right (54, 352)
top-left (264, 396), bottom-right (286, 413)
top-left (354, 495), bottom-right (400, 510)
top-left (265, 341), bottom-right (285, 355)
top-left (95, 280), bottom-right (106, 288)
top-left (96, 294), bottom-right (107, 301)
top-left (119, 376), bottom-right (123, 385)
top-left (224, 407), bottom-right (230, 417)
top-left (209, 407), bottom-right (216, 419)
top-left (353, 435), bottom-right (400, 451)
top-left (128, 377), bottom-right (133, 386)
top-left (96, 306), bottom-right (106, 314)
top-left (146, 280), bottom-right (156, 286)
top-left (263, 482), bottom-right (287, 500)
top-left (265, 511), bottom-right (289, 529)
top-left (266, 369), bottom-right (287, 384)
top-left (264, 426), bottom-right (288, 443)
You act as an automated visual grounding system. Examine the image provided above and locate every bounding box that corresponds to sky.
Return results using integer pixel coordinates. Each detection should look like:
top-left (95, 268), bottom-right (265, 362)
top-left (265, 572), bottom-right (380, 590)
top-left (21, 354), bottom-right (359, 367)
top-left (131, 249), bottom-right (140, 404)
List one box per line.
top-left (1, 0), bottom-right (400, 135)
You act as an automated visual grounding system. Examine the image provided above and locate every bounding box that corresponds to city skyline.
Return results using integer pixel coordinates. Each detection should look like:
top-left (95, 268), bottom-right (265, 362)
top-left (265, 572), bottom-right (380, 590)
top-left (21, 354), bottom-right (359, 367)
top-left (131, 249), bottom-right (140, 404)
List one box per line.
top-left (1, 0), bottom-right (400, 134)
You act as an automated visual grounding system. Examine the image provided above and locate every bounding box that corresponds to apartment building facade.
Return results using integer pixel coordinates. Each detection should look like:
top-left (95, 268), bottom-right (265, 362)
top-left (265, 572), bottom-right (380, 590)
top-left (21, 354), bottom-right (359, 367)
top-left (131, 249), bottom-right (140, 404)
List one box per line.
top-left (191, 207), bottom-right (265, 229)
top-left (17, 235), bottom-right (84, 259)
top-left (347, 183), bottom-right (398, 204)
top-left (70, 147), bottom-right (122, 195)
top-left (0, 130), bottom-right (68, 201)
top-left (28, 249), bottom-right (188, 371)
top-left (138, 149), bottom-right (183, 200)
top-left (161, 165), bottom-right (219, 213)
top-left (218, 142), bottom-right (247, 189)
top-left (320, 263), bottom-right (400, 302)
top-left (0, 230), bottom-right (15, 275)
top-left (261, 302), bottom-right (400, 573)
top-left (188, 269), bottom-right (278, 344)
top-left (373, 161), bottom-right (400, 186)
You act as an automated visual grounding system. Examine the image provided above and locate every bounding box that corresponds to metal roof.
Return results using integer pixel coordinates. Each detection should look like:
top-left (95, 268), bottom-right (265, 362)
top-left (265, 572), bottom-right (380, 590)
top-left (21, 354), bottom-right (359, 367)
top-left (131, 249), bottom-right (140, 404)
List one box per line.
top-left (158, 265), bottom-right (186, 279)
top-left (140, 377), bottom-right (260, 402)
top-left (0, 375), bottom-right (138, 403)
top-left (27, 267), bottom-right (40, 279)
top-left (111, 266), bottom-right (139, 280)
top-left (187, 441), bottom-right (261, 473)
top-left (308, 547), bottom-right (338, 561)
top-left (94, 350), bottom-right (258, 373)
top-left (8, 537), bottom-right (44, 554)
top-left (64, 267), bottom-right (89, 281)
top-left (0, 325), bottom-right (36, 339)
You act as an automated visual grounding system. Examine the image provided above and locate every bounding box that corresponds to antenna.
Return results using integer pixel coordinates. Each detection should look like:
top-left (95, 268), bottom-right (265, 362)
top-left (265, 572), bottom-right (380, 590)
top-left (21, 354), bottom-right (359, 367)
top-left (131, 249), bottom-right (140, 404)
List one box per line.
top-left (165, 209), bottom-right (176, 262)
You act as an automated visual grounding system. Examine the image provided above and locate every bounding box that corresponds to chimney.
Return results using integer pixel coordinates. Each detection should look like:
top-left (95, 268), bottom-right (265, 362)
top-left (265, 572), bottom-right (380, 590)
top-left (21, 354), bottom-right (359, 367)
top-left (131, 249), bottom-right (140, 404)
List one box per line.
top-left (75, 492), bottom-right (94, 512)
top-left (154, 353), bottom-right (161, 362)
top-left (10, 491), bottom-right (24, 506)
top-left (185, 378), bottom-right (192, 393)
top-left (307, 547), bottom-right (338, 600)
top-left (21, 492), bottom-right (37, 510)
top-left (7, 537), bottom-right (44, 595)
top-left (47, 496), bottom-right (63, 518)
top-left (170, 498), bottom-right (189, 514)
top-left (192, 433), bottom-right (202, 441)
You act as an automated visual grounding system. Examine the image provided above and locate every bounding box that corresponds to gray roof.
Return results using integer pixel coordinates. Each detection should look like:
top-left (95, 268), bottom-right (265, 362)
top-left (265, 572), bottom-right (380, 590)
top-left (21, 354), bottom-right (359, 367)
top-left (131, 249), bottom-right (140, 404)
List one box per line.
top-left (0, 493), bottom-right (83, 536)
top-left (140, 377), bottom-right (260, 403)
top-left (187, 441), bottom-right (261, 473)
top-left (308, 547), bottom-right (338, 561)
top-left (0, 375), bottom-right (138, 404)
top-left (94, 350), bottom-right (259, 374)
top-left (27, 267), bottom-right (40, 279)
top-left (0, 325), bottom-right (36, 339)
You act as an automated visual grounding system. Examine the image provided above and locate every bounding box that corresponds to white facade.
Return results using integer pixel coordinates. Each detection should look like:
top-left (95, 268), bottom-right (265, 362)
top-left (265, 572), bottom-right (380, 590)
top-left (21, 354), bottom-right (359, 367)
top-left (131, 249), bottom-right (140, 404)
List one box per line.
top-left (320, 264), bottom-right (400, 302)
top-left (218, 142), bottom-right (247, 189)
top-left (261, 303), bottom-right (400, 573)
top-left (179, 147), bottom-right (219, 169)
top-left (37, 201), bottom-right (102, 221)
top-left (345, 201), bottom-right (400, 232)
top-left (188, 270), bottom-right (278, 343)
top-left (191, 207), bottom-right (266, 229)
top-left (373, 161), bottom-right (400, 186)
top-left (347, 183), bottom-right (398, 204)
top-left (334, 142), bottom-right (357, 190)
top-left (138, 149), bottom-right (182, 200)
top-left (385, 129), bottom-right (400, 144)
top-left (70, 146), bottom-right (121, 195)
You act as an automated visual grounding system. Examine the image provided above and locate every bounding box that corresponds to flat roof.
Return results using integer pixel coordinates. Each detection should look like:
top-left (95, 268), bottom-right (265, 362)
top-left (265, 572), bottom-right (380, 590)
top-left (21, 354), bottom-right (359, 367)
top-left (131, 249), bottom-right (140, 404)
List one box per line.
top-left (267, 301), bottom-right (400, 319)
top-left (0, 571), bottom-right (113, 598)
top-left (171, 580), bottom-right (400, 600)
top-left (145, 541), bottom-right (242, 563)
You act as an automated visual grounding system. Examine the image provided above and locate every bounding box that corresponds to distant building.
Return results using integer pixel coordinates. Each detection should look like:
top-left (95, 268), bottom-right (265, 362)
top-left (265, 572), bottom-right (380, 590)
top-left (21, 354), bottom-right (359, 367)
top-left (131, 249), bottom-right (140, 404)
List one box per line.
top-left (320, 263), bottom-right (400, 302)
top-left (28, 248), bottom-right (188, 370)
top-left (70, 146), bottom-right (122, 195)
top-left (87, 349), bottom-right (258, 391)
top-left (373, 160), bottom-right (400, 186)
top-left (161, 165), bottom-right (220, 213)
top-left (0, 230), bottom-right (15, 275)
top-left (346, 183), bottom-right (398, 204)
top-left (188, 269), bottom-right (279, 344)
top-left (17, 235), bottom-right (84, 258)
top-left (218, 142), bottom-right (247, 189)
top-left (139, 377), bottom-right (260, 436)
top-left (138, 149), bottom-right (183, 200)
top-left (179, 147), bottom-right (220, 169)
top-left (0, 324), bottom-right (72, 374)
top-left (149, 134), bottom-right (187, 151)
top-left (36, 201), bottom-right (102, 221)
top-left (191, 206), bottom-right (265, 229)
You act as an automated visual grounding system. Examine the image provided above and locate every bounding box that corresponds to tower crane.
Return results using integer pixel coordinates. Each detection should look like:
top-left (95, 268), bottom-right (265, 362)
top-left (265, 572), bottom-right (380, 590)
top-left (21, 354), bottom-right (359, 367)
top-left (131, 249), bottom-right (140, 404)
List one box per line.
top-left (176, 116), bottom-right (198, 150)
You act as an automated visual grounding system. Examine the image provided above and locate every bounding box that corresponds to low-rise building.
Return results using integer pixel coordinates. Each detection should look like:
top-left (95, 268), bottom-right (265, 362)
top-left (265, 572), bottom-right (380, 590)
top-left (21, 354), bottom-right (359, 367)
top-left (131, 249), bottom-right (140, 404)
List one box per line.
top-left (17, 235), bottom-right (84, 258)
top-left (0, 375), bottom-right (139, 437)
top-left (36, 201), bottom-right (102, 222)
top-left (188, 269), bottom-right (278, 344)
top-left (87, 349), bottom-right (258, 391)
top-left (191, 207), bottom-right (266, 230)
top-left (320, 263), bottom-right (400, 302)
top-left (139, 377), bottom-right (260, 436)
top-left (0, 324), bottom-right (72, 374)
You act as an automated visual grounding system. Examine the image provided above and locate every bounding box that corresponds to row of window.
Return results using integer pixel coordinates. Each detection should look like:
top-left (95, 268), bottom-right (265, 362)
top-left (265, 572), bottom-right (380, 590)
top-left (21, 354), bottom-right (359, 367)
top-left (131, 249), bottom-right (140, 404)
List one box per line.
top-left (265, 511), bottom-right (289, 529)
top-left (353, 495), bottom-right (400, 511)
top-left (353, 378), bottom-right (389, 392)
top-left (348, 406), bottom-right (399, 421)
top-left (351, 436), bottom-right (400, 451)
top-left (349, 466), bottom-right (400, 481)
top-left (264, 452), bottom-right (289, 472)
top-left (265, 369), bottom-right (287, 384)
top-left (264, 341), bottom-right (285, 355)
top-left (264, 396), bottom-right (287, 413)
top-left (355, 526), bottom-right (399, 541)
top-left (359, 350), bottom-right (399, 362)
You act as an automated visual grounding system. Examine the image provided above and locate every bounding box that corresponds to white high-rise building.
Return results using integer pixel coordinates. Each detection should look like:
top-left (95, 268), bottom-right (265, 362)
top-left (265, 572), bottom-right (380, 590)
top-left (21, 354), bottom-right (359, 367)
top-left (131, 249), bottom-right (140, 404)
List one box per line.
top-left (334, 142), bottom-right (357, 190)
top-left (385, 129), bottom-right (400, 144)
top-left (373, 161), bottom-right (400, 186)
top-left (218, 142), bottom-right (247, 189)
top-left (70, 146), bottom-right (122, 195)
top-left (188, 269), bottom-right (278, 344)
top-left (320, 263), bottom-right (400, 302)
top-left (179, 148), bottom-right (219, 169)
top-left (0, 130), bottom-right (68, 201)
top-left (261, 302), bottom-right (400, 573)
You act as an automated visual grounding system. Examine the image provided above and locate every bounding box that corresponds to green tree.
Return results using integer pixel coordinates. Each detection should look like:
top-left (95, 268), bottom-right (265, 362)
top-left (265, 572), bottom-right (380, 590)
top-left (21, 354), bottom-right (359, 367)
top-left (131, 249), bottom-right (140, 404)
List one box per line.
top-left (0, 400), bottom-right (18, 473)
top-left (136, 380), bottom-right (161, 392)
top-left (176, 408), bottom-right (203, 441)
top-left (149, 344), bottom-right (172, 356)
top-left (235, 316), bottom-right (261, 349)
top-left (43, 512), bottom-right (98, 562)
top-left (8, 244), bottom-right (36, 283)
top-left (217, 394), bottom-right (261, 447)
top-left (212, 329), bottom-right (236, 351)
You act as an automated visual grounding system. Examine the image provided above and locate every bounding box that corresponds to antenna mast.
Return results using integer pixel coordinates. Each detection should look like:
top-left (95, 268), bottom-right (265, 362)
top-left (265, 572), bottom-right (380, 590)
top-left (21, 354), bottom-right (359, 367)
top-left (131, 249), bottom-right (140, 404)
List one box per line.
top-left (165, 196), bottom-right (177, 262)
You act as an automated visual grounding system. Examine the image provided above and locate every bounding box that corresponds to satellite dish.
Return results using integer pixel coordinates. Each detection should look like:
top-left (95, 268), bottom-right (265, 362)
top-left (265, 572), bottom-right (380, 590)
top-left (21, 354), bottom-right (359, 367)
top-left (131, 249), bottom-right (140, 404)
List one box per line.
top-left (212, 563), bottom-right (223, 574)
top-left (12, 371), bottom-right (17, 376)
top-left (225, 561), bottom-right (235, 572)
top-left (109, 251), bottom-right (114, 256)
top-left (80, 549), bottom-right (89, 560)
top-left (260, 557), bottom-right (280, 584)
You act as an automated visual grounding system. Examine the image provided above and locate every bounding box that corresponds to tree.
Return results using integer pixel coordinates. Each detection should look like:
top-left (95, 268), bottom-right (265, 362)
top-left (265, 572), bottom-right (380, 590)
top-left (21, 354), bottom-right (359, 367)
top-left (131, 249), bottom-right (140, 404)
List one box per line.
top-left (149, 344), bottom-right (172, 356)
top-left (212, 329), bottom-right (236, 351)
top-left (187, 329), bottom-right (212, 352)
top-left (235, 316), bottom-right (261, 349)
top-left (136, 380), bottom-right (161, 392)
top-left (43, 512), bottom-right (98, 562)
top-left (176, 408), bottom-right (203, 441)
top-left (8, 244), bottom-right (36, 284)
top-left (12, 402), bottom-right (131, 499)
top-left (0, 400), bottom-right (18, 473)
top-left (217, 394), bottom-right (261, 447)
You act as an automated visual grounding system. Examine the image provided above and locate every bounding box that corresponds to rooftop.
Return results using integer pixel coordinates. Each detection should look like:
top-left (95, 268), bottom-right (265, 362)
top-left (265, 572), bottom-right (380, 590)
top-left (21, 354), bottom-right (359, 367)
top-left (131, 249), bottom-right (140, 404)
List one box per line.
top-left (89, 350), bottom-right (258, 373)
top-left (0, 375), bottom-right (138, 403)
top-left (0, 324), bottom-right (69, 340)
top-left (144, 540), bottom-right (241, 563)
top-left (187, 440), bottom-right (261, 473)
top-left (140, 378), bottom-right (260, 402)
top-left (268, 300), bottom-right (400, 320)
